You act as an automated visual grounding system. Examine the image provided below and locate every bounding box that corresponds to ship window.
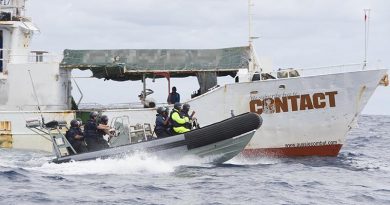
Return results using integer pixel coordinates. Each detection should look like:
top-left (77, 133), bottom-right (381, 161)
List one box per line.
top-left (251, 72), bottom-right (260, 81)
top-left (0, 12), bottom-right (11, 21)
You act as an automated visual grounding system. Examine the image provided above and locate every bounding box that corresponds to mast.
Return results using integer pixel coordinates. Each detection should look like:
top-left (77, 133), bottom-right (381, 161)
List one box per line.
top-left (247, 0), bottom-right (260, 74)
top-left (363, 9), bottom-right (370, 70)
top-left (248, 0), bottom-right (254, 46)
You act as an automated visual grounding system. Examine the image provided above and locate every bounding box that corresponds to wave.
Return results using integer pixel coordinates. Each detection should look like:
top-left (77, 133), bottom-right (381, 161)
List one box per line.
top-left (0, 169), bottom-right (30, 182)
top-left (227, 154), bottom-right (281, 166)
top-left (24, 152), bottom-right (216, 176)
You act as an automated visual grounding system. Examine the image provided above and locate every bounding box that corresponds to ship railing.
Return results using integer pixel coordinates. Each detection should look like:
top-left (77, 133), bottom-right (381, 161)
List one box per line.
top-left (16, 104), bottom-right (70, 111)
top-left (297, 63), bottom-right (366, 77)
top-left (77, 103), bottom-right (106, 110)
top-left (0, 49), bottom-right (63, 64)
top-left (0, 0), bottom-right (26, 18)
top-left (265, 63), bottom-right (370, 79)
top-left (27, 52), bottom-right (62, 63)
top-left (78, 102), bottom-right (169, 110)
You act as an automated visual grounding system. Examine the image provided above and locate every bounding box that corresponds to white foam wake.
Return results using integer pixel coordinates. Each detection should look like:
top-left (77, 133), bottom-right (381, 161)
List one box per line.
top-left (27, 152), bottom-right (210, 176)
top-left (227, 155), bottom-right (281, 166)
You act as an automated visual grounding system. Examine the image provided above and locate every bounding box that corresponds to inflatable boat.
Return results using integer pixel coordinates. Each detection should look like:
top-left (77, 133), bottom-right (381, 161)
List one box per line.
top-left (26, 112), bottom-right (262, 164)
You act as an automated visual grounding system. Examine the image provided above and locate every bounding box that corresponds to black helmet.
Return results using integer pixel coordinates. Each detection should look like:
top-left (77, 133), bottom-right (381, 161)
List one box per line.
top-left (164, 107), bottom-right (169, 114)
top-left (70, 119), bottom-right (79, 127)
top-left (174, 102), bottom-right (182, 110)
top-left (100, 115), bottom-right (109, 124)
top-left (157, 107), bottom-right (164, 114)
top-left (182, 103), bottom-right (190, 111)
top-left (90, 111), bottom-right (99, 119)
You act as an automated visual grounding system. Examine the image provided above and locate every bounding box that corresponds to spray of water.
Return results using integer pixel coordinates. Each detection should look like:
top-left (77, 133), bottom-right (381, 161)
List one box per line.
top-left (24, 151), bottom-right (212, 176)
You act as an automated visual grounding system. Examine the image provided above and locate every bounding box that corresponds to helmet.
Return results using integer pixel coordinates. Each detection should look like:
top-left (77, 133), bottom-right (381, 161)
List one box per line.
top-left (157, 107), bottom-right (164, 114)
top-left (164, 107), bottom-right (169, 114)
top-left (76, 118), bottom-right (83, 126)
top-left (90, 111), bottom-right (99, 119)
top-left (174, 102), bottom-right (182, 110)
top-left (182, 103), bottom-right (190, 112)
top-left (70, 119), bottom-right (79, 127)
top-left (100, 115), bottom-right (109, 124)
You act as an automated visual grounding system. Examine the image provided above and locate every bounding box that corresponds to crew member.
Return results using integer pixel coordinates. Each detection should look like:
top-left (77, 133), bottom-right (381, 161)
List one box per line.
top-left (154, 107), bottom-right (171, 138)
top-left (98, 115), bottom-right (115, 142)
top-left (167, 86), bottom-right (180, 104)
top-left (181, 103), bottom-right (196, 129)
top-left (65, 119), bottom-right (88, 154)
top-left (170, 102), bottom-right (190, 134)
top-left (84, 112), bottom-right (111, 151)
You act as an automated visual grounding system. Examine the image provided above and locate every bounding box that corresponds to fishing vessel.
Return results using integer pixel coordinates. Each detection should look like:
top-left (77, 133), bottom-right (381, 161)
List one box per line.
top-left (0, 0), bottom-right (388, 156)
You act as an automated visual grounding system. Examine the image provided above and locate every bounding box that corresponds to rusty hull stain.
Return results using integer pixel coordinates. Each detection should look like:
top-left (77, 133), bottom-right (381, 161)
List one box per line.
top-left (379, 74), bottom-right (389, 86)
top-left (358, 85), bottom-right (367, 102)
top-left (0, 121), bottom-right (12, 148)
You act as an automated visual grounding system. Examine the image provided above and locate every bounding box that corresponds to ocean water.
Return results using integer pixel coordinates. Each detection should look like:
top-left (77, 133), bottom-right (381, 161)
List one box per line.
top-left (1, 115), bottom-right (389, 205)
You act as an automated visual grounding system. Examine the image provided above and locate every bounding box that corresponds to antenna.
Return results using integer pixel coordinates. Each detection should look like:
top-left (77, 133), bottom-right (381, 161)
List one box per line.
top-left (248, 0), bottom-right (259, 46)
top-left (247, 0), bottom-right (259, 73)
top-left (363, 8), bottom-right (370, 69)
top-left (28, 70), bottom-right (45, 124)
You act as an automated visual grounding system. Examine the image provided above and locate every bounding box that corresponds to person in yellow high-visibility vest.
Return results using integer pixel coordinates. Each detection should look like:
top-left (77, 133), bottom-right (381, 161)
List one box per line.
top-left (170, 102), bottom-right (190, 134)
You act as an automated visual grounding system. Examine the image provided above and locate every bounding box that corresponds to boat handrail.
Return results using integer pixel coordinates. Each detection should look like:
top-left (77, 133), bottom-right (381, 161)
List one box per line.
top-left (0, 3), bottom-right (24, 14)
top-left (0, 49), bottom-right (63, 64)
top-left (298, 63), bottom-right (365, 76)
top-left (14, 104), bottom-right (69, 111)
top-left (78, 102), bottom-right (170, 110)
top-left (264, 63), bottom-right (383, 80)
top-left (79, 102), bottom-right (142, 110)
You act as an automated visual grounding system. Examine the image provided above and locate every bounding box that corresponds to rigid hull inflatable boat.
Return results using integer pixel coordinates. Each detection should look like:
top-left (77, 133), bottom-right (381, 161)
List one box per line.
top-left (27, 113), bottom-right (262, 164)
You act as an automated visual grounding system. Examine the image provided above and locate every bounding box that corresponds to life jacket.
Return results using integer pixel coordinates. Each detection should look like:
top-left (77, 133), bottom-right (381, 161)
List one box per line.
top-left (65, 129), bottom-right (72, 143)
top-left (83, 119), bottom-right (99, 139)
top-left (154, 114), bottom-right (166, 131)
top-left (66, 127), bottom-right (81, 140)
top-left (181, 110), bottom-right (189, 119)
top-left (96, 127), bottom-right (105, 139)
top-left (170, 108), bottom-right (185, 128)
top-left (180, 111), bottom-right (192, 129)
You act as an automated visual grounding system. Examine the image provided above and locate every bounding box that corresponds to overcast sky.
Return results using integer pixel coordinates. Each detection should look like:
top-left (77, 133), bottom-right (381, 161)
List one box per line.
top-left (25, 0), bottom-right (390, 115)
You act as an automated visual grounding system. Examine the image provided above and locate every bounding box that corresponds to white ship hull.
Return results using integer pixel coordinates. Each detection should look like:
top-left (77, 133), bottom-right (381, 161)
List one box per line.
top-left (1, 68), bottom-right (387, 157)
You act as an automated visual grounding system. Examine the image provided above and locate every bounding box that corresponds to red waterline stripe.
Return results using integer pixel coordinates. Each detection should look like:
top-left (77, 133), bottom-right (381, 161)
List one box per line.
top-left (242, 144), bottom-right (343, 157)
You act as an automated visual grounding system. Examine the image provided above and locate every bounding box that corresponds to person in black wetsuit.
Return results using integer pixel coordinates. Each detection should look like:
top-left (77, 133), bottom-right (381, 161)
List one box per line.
top-left (98, 115), bottom-right (115, 142)
top-left (84, 112), bottom-right (112, 151)
top-left (65, 119), bottom-right (88, 154)
top-left (154, 107), bottom-right (171, 138)
top-left (180, 103), bottom-right (197, 129)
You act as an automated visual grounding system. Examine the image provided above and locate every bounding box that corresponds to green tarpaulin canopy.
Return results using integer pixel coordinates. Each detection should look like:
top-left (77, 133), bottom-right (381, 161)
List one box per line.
top-left (60, 46), bottom-right (250, 81)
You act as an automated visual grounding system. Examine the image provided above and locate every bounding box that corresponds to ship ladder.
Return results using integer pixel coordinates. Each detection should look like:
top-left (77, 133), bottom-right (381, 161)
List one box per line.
top-left (49, 128), bottom-right (76, 158)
